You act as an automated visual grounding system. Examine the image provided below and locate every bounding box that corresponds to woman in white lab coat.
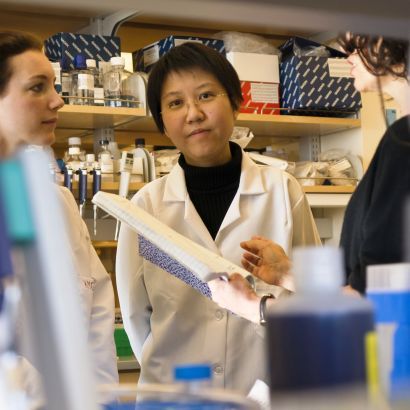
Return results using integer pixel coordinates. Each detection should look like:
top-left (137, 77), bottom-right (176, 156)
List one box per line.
top-left (116, 42), bottom-right (321, 394)
top-left (0, 30), bottom-right (118, 402)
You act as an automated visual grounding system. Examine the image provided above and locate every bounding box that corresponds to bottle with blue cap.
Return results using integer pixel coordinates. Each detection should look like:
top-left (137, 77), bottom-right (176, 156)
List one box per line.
top-left (102, 363), bottom-right (259, 409)
top-left (174, 363), bottom-right (212, 392)
top-left (69, 54), bottom-right (94, 105)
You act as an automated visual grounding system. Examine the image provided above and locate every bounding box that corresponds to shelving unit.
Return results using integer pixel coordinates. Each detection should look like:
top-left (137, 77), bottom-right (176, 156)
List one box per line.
top-left (56, 105), bottom-right (360, 141)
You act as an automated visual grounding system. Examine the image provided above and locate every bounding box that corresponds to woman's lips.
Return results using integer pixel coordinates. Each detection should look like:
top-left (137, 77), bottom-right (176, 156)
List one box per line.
top-left (189, 128), bottom-right (209, 137)
top-left (42, 118), bottom-right (58, 125)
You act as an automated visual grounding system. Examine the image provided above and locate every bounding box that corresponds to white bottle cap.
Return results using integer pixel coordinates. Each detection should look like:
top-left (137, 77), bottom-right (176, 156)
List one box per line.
top-left (293, 246), bottom-right (344, 293)
top-left (86, 59), bottom-right (97, 68)
top-left (68, 137), bottom-right (81, 146)
top-left (86, 153), bottom-right (95, 163)
top-left (110, 56), bottom-right (125, 67)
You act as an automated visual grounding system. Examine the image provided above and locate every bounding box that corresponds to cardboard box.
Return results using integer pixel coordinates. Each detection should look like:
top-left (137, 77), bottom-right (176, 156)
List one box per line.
top-left (279, 37), bottom-right (361, 117)
top-left (226, 52), bottom-right (280, 115)
top-left (226, 51), bottom-right (279, 83)
top-left (240, 81), bottom-right (280, 115)
top-left (44, 32), bottom-right (121, 71)
top-left (133, 35), bottom-right (225, 72)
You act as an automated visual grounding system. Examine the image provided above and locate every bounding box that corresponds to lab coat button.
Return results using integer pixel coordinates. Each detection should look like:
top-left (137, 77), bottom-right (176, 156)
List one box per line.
top-left (215, 310), bottom-right (224, 320)
top-left (213, 364), bottom-right (224, 374)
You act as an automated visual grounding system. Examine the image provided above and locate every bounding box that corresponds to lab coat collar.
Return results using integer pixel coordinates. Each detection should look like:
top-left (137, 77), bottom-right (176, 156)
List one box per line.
top-left (162, 151), bottom-right (268, 244)
top-left (238, 153), bottom-right (267, 196)
top-left (163, 163), bottom-right (188, 202)
top-left (162, 151), bottom-right (267, 202)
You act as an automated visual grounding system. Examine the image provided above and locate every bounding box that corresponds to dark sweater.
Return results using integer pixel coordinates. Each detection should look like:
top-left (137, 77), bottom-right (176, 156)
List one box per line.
top-left (340, 115), bottom-right (410, 293)
top-left (178, 142), bottom-right (242, 239)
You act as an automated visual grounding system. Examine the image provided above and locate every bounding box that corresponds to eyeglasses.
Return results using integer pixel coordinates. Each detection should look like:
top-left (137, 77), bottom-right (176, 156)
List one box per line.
top-left (161, 91), bottom-right (228, 116)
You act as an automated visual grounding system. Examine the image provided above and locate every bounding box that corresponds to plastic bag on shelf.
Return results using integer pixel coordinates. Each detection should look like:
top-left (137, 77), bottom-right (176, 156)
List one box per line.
top-left (294, 161), bottom-right (328, 186)
top-left (153, 149), bottom-right (180, 175)
top-left (293, 43), bottom-right (331, 57)
top-left (215, 31), bottom-right (281, 56)
top-left (230, 127), bottom-right (254, 149)
top-left (319, 149), bottom-right (357, 186)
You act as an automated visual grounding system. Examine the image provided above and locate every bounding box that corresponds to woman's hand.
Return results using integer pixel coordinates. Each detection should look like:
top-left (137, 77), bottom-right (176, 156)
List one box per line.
top-left (208, 273), bottom-right (261, 324)
top-left (240, 236), bottom-right (291, 286)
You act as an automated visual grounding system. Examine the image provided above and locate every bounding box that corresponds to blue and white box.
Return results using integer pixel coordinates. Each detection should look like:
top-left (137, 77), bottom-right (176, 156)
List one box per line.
top-left (133, 35), bottom-right (225, 73)
top-left (44, 32), bottom-right (121, 71)
top-left (279, 37), bottom-right (361, 117)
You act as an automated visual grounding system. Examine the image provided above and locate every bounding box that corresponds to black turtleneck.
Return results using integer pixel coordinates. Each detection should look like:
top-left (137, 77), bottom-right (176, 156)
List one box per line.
top-left (178, 142), bottom-right (242, 239)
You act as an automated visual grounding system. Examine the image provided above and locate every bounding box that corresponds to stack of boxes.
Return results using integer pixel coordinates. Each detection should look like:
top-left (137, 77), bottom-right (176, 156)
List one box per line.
top-left (45, 32), bottom-right (362, 119)
top-left (226, 51), bottom-right (280, 115)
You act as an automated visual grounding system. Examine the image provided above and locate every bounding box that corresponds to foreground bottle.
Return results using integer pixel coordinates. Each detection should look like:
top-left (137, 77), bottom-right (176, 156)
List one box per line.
top-left (267, 246), bottom-right (376, 409)
top-left (103, 363), bottom-right (259, 409)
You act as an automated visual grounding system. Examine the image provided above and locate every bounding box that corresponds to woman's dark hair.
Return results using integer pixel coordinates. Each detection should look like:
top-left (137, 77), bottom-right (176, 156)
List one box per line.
top-left (338, 32), bottom-right (408, 80)
top-left (0, 30), bottom-right (43, 96)
top-left (147, 42), bottom-right (243, 134)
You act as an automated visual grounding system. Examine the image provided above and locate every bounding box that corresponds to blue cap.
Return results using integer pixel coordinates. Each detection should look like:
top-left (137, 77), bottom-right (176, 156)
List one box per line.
top-left (174, 364), bottom-right (212, 381)
top-left (74, 54), bottom-right (87, 69)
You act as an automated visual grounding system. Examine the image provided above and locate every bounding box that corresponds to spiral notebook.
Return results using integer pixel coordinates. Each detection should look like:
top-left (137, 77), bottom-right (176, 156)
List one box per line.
top-left (92, 191), bottom-right (254, 298)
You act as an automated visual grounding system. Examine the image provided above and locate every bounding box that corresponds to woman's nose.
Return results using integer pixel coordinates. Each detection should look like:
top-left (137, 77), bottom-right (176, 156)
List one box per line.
top-left (185, 100), bottom-right (204, 123)
top-left (50, 88), bottom-right (64, 111)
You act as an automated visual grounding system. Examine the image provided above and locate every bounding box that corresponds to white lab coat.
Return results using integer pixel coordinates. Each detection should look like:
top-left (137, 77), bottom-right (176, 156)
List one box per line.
top-left (58, 186), bottom-right (118, 386)
top-left (19, 186), bottom-right (118, 408)
top-left (116, 152), bottom-right (320, 393)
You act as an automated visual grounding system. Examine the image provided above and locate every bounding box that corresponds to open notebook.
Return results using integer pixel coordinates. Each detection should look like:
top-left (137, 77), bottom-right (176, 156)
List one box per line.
top-left (92, 191), bottom-right (258, 298)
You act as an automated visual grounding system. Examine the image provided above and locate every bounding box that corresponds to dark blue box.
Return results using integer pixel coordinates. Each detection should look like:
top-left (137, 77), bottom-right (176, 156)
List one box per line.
top-left (133, 35), bottom-right (225, 73)
top-left (279, 37), bottom-right (361, 117)
top-left (44, 32), bottom-right (121, 71)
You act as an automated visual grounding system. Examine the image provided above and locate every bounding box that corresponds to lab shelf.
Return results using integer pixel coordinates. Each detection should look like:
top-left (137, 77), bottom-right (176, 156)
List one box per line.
top-left (57, 105), bottom-right (146, 132)
top-left (55, 106), bottom-right (361, 140)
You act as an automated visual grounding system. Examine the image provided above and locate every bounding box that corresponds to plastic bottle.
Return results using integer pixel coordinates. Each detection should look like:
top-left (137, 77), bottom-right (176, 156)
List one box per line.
top-left (103, 363), bottom-right (258, 409)
top-left (103, 56), bottom-right (132, 108)
top-left (108, 141), bottom-right (121, 181)
top-left (64, 137), bottom-right (83, 175)
top-left (84, 153), bottom-right (98, 182)
top-left (174, 363), bottom-right (212, 392)
top-left (97, 140), bottom-right (114, 181)
top-left (122, 71), bottom-right (147, 108)
top-left (64, 137), bottom-right (85, 163)
top-left (266, 246), bottom-right (375, 409)
top-left (50, 62), bottom-right (62, 95)
top-left (86, 59), bottom-right (104, 106)
top-left (367, 263), bottom-right (410, 403)
top-left (69, 54), bottom-right (94, 105)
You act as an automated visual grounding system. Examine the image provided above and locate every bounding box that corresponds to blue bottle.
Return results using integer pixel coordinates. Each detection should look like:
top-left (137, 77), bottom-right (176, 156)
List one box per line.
top-left (267, 246), bottom-right (375, 409)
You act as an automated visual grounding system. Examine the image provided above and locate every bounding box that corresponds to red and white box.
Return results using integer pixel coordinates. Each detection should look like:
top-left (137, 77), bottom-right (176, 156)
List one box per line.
top-left (226, 52), bottom-right (280, 115)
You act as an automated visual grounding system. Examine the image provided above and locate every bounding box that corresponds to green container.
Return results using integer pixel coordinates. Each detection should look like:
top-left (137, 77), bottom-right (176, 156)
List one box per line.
top-left (114, 327), bottom-right (133, 357)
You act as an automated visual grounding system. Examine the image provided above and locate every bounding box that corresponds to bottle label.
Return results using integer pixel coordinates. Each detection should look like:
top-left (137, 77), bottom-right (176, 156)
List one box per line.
top-left (94, 87), bottom-right (105, 105)
top-left (68, 147), bottom-right (80, 155)
top-left (99, 153), bottom-right (113, 173)
top-left (78, 73), bottom-right (94, 91)
top-left (62, 75), bottom-right (71, 93)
